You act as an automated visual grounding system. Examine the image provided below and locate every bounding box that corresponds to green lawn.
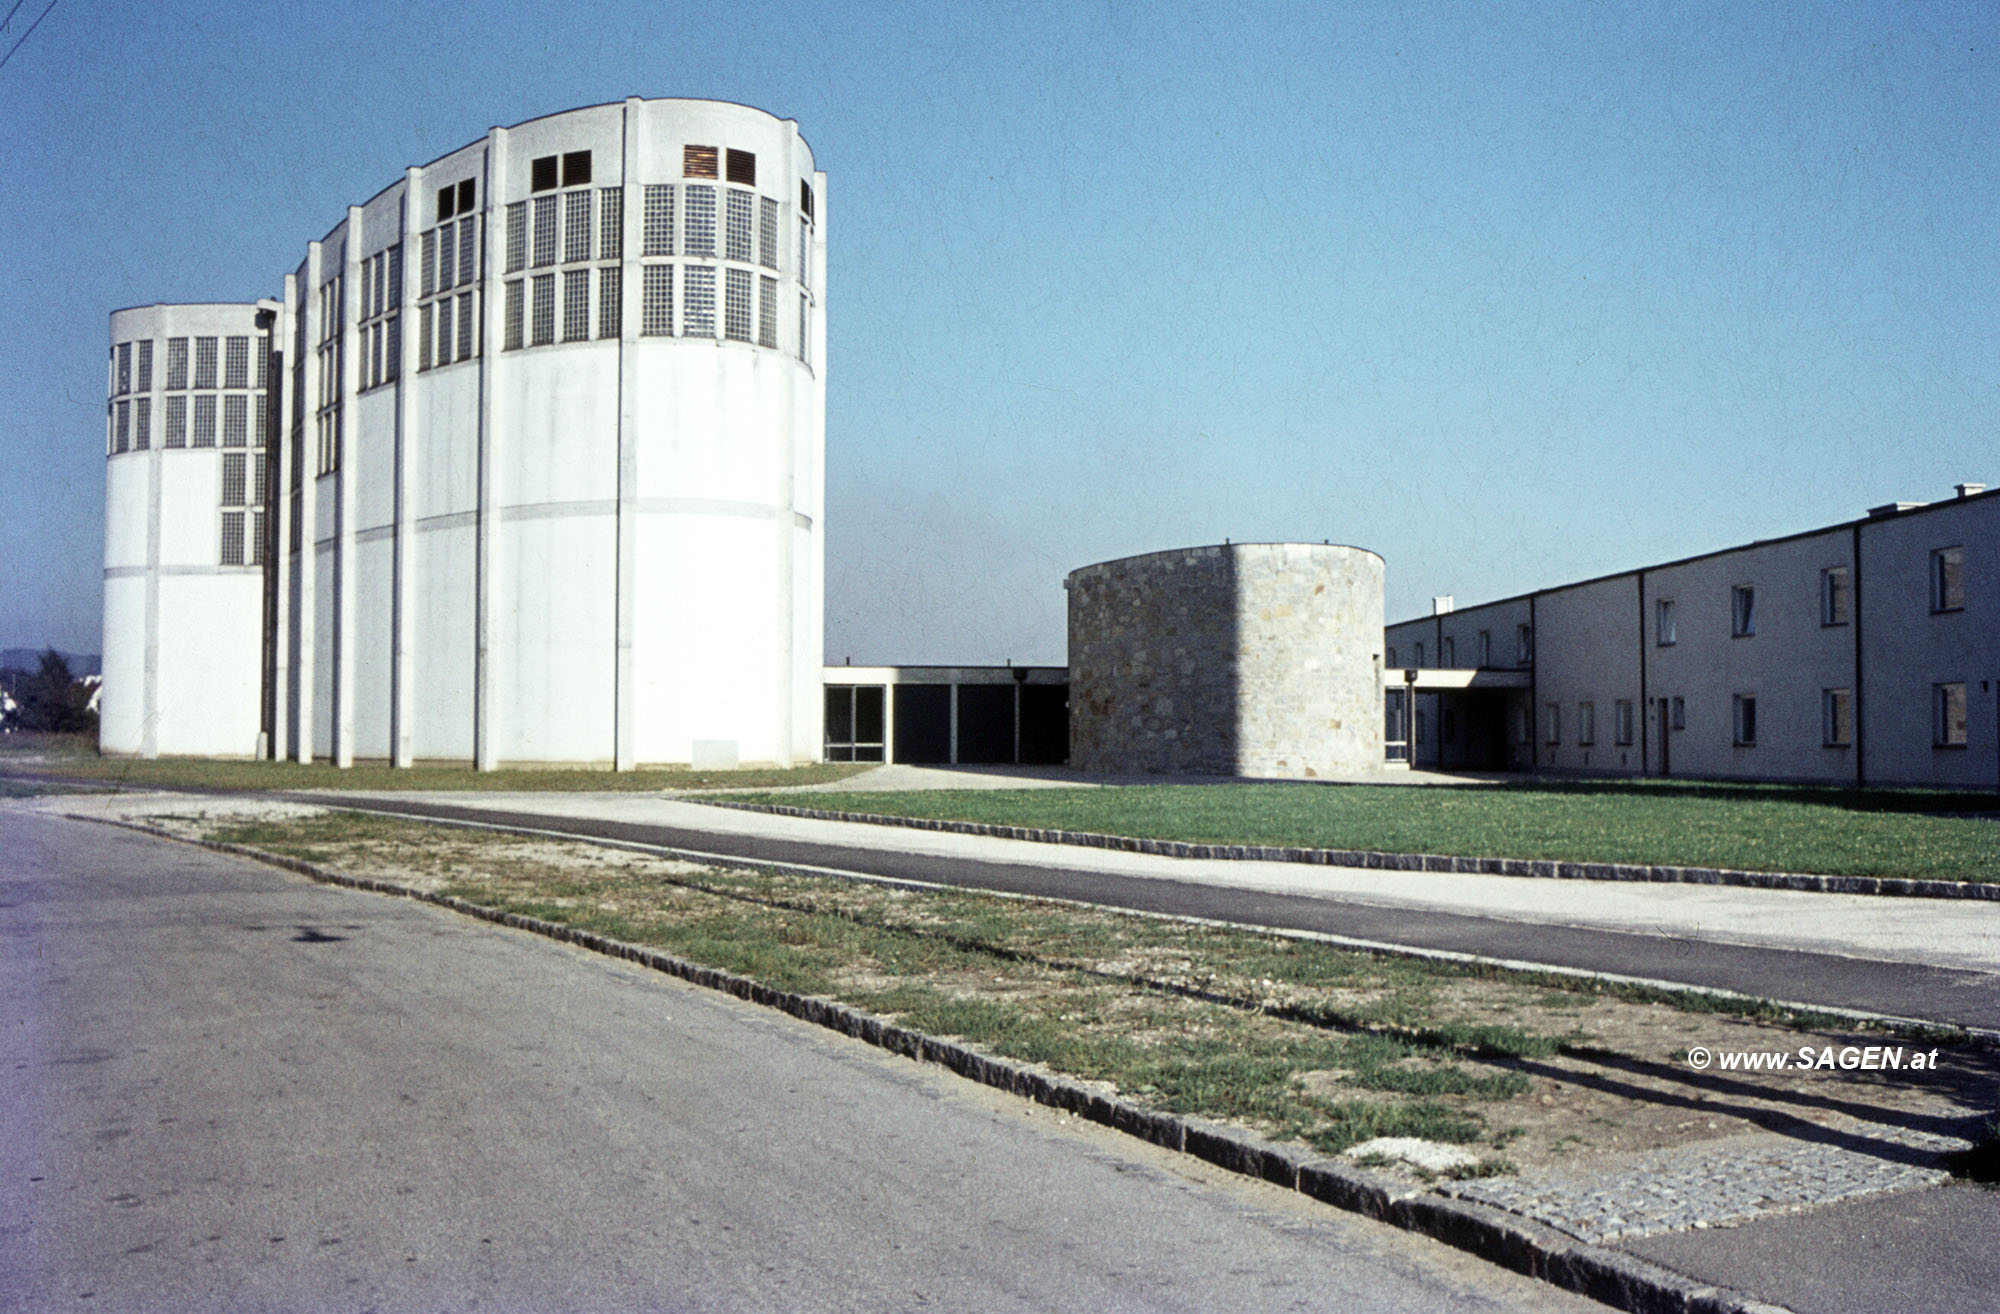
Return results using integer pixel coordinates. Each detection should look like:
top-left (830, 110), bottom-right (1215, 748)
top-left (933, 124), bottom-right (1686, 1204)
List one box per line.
top-left (724, 779), bottom-right (2000, 883)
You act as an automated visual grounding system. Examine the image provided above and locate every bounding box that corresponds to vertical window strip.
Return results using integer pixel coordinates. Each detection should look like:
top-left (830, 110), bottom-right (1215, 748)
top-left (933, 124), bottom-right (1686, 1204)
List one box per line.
top-left (684, 185), bottom-right (716, 257)
top-left (166, 396), bottom-right (187, 447)
top-left (532, 195), bottom-right (559, 267)
top-left (135, 398), bottom-right (151, 450)
top-left (504, 281), bottom-right (524, 350)
top-left (725, 190), bottom-right (753, 261)
top-left (597, 267), bottom-right (621, 339)
top-left (458, 216), bottom-right (477, 285)
top-left (222, 452), bottom-right (247, 506)
top-left (724, 268), bottom-right (751, 341)
top-left (683, 265), bottom-right (716, 337)
top-left (434, 297), bottom-right (453, 364)
top-left (195, 337), bottom-right (218, 388)
top-left (421, 231), bottom-right (438, 297)
top-left (419, 303), bottom-right (434, 369)
top-left (457, 292), bottom-right (476, 361)
top-left (641, 265), bottom-right (673, 336)
top-left (798, 293), bottom-right (809, 364)
top-left (759, 196), bottom-right (779, 269)
top-left (115, 400), bottom-right (130, 451)
top-left (225, 336), bottom-right (249, 388)
top-left (439, 223), bottom-right (457, 293)
top-left (117, 342), bottom-right (132, 394)
top-left (506, 202), bottom-right (527, 273)
top-left (221, 510), bottom-right (246, 566)
top-left (223, 395), bottom-right (248, 447)
top-left (249, 508), bottom-right (267, 566)
top-left (562, 268), bottom-right (590, 341)
top-left (798, 219), bottom-right (811, 291)
top-left (642, 184), bottom-right (674, 256)
top-left (167, 338), bottom-right (189, 390)
top-left (387, 245), bottom-right (402, 308)
top-left (385, 315), bottom-right (401, 381)
top-left (758, 275), bottom-right (777, 347)
top-left (255, 335), bottom-right (270, 388)
top-left (138, 339), bottom-right (154, 391)
top-left (193, 394), bottom-right (217, 447)
top-left (531, 274), bottom-right (556, 345)
top-left (252, 394), bottom-right (266, 445)
top-left (599, 187), bottom-right (623, 260)
top-left (565, 190), bottom-right (593, 263)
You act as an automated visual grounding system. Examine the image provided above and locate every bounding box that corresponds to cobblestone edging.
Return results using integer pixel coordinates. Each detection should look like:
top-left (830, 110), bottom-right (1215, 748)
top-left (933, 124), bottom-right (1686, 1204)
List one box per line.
top-left (79, 814), bottom-right (1792, 1314)
top-left (699, 799), bottom-right (2000, 902)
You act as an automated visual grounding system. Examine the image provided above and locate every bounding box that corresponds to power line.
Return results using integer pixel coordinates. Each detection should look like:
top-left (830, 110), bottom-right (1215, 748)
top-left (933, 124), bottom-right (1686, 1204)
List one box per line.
top-left (0, 2), bottom-right (27, 33)
top-left (0, 0), bottom-right (56, 75)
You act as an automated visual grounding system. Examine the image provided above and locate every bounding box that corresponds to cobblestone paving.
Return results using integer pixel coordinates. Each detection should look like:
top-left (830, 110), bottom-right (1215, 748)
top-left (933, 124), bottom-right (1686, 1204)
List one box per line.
top-left (1448, 1120), bottom-right (1974, 1243)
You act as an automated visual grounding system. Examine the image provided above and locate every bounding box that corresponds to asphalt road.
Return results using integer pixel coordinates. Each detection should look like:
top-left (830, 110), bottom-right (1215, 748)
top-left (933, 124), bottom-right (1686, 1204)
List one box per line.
top-left (296, 793), bottom-right (2000, 1032)
top-left (0, 808), bottom-right (1608, 1314)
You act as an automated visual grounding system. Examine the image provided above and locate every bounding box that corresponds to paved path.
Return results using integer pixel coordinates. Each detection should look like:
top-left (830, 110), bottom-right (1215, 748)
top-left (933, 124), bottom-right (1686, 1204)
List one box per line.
top-left (263, 790), bottom-right (2000, 1030)
top-left (0, 808), bottom-right (1605, 1314)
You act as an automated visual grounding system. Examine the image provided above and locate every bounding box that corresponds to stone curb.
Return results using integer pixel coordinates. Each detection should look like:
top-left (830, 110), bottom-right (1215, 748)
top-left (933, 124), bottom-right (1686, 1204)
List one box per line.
top-left (77, 814), bottom-right (1792, 1314)
top-left (699, 799), bottom-right (1998, 902)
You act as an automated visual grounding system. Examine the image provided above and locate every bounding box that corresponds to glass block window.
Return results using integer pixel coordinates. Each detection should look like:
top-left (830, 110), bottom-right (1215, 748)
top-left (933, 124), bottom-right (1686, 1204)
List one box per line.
top-left (252, 393), bottom-right (267, 444)
top-left (531, 274), bottom-right (555, 346)
top-left (458, 216), bottom-right (477, 285)
top-left (562, 269), bottom-right (590, 342)
top-left (117, 342), bottom-right (132, 394)
top-left (506, 202), bottom-right (527, 273)
top-left (759, 196), bottom-right (779, 270)
top-left (725, 189), bottom-right (753, 261)
top-left (254, 451), bottom-right (267, 500)
top-left (138, 339), bottom-right (154, 391)
top-left (724, 268), bottom-right (751, 342)
top-left (504, 281), bottom-right (524, 350)
top-left (683, 265), bottom-right (716, 337)
top-left (256, 335), bottom-right (270, 388)
top-left (684, 185), bottom-right (716, 257)
top-left (439, 223), bottom-right (457, 293)
top-left (532, 195), bottom-right (559, 267)
top-left (385, 316), bottom-right (401, 382)
top-left (165, 396), bottom-right (187, 447)
top-left (422, 230), bottom-right (438, 297)
top-left (223, 395), bottom-right (248, 447)
top-left (798, 293), bottom-right (810, 364)
top-left (115, 400), bottom-right (130, 451)
top-left (249, 508), bottom-right (267, 566)
top-left (758, 275), bottom-right (778, 348)
top-left (456, 292), bottom-right (476, 361)
top-left (598, 267), bottom-right (621, 339)
top-left (221, 510), bottom-right (246, 566)
top-left (599, 187), bottom-right (623, 260)
top-left (166, 338), bottom-right (189, 390)
top-left (192, 394), bottom-right (217, 447)
top-left (419, 303), bottom-right (434, 369)
top-left (564, 190), bottom-right (592, 263)
top-left (433, 298), bottom-right (452, 364)
top-left (642, 185), bottom-right (674, 256)
top-left (134, 398), bottom-right (150, 450)
top-left (641, 266), bottom-right (673, 336)
top-left (387, 246), bottom-right (402, 307)
top-left (222, 452), bottom-right (247, 506)
top-left (224, 336), bottom-right (248, 388)
top-left (798, 218), bottom-right (811, 291)
top-left (194, 337), bottom-right (218, 388)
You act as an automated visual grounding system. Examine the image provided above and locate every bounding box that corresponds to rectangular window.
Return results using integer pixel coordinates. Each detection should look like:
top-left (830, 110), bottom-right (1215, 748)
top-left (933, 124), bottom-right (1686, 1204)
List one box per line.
top-left (532, 194), bottom-right (559, 267)
top-left (220, 510), bottom-right (246, 567)
top-left (531, 274), bottom-right (556, 345)
top-left (434, 296), bottom-right (453, 363)
top-left (684, 185), bottom-right (716, 257)
top-left (223, 395), bottom-right (247, 447)
top-left (134, 397), bottom-right (150, 450)
top-left (1544, 702), bottom-right (1560, 745)
top-left (1931, 547), bottom-right (1965, 612)
top-left (758, 274), bottom-right (778, 347)
top-left (194, 337), bottom-right (218, 388)
top-left (642, 184), bottom-right (674, 256)
top-left (1578, 701), bottom-right (1595, 746)
top-left (561, 150), bottom-right (591, 187)
top-left (1413, 641), bottom-right (1424, 666)
top-left (371, 255), bottom-right (386, 320)
top-left (1386, 647), bottom-right (1398, 669)
top-left (1671, 696), bottom-right (1685, 730)
top-left (1731, 585), bottom-right (1756, 637)
top-left (117, 342), bottom-right (132, 394)
top-left (759, 195), bottom-right (779, 269)
top-left (385, 315), bottom-right (401, 382)
top-left (1476, 630), bottom-right (1490, 666)
top-left (1442, 637), bottom-right (1455, 667)
top-left (165, 395), bottom-right (187, 447)
top-left (137, 339), bottom-right (154, 391)
top-left (115, 400), bottom-right (130, 451)
top-left (1656, 598), bottom-right (1676, 645)
top-left (683, 265), bottom-right (716, 337)
top-left (599, 186), bottom-right (623, 260)
top-left (252, 392), bottom-right (267, 444)
top-left (253, 452), bottom-right (267, 503)
top-left (420, 302), bottom-right (435, 368)
top-left (456, 292), bottom-right (476, 360)
top-left (192, 394), bottom-right (217, 447)
top-left (723, 267), bottom-right (752, 341)
top-left (798, 292), bottom-right (810, 364)
top-left (1934, 682), bottom-right (1968, 746)
top-left (641, 265), bottom-right (673, 336)
top-left (221, 452), bottom-right (247, 506)
top-left (563, 268), bottom-right (590, 342)
top-left (725, 148), bottom-right (755, 185)
top-left (369, 323), bottom-right (383, 387)
top-left (439, 222), bottom-right (457, 292)
top-left (166, 338), bottom-right (189, 390)
top-left (506, 202), bottom-right (528, 274)
top-left (422, 230), bottom-right (438, 297)
top-left (249, 508), bottom-right (267, 566)
top-left (1614, 699), bottom-right (1634, 746)
top-left (598, 267), bottom-right (622, 339)
top-left (531, 154), bottom-right (559, 193)
top-left (458, 216), bottom-right (477, 285)
top-left (1823, 688), bottom-right (1852, 747)
top-left (1821, 567), bottom-right (1851, 626)
top-left (457, 178), bottom-right (475, 215)
top-left (387, 245), bottom-right (402, 309)
top-left (256, 334), bottom-right (271, 388)
top-left (564, 189), bottom-right (593, 263)
top-left (504, 281), bottom-right (524, 350)
top-left (1516, 623), bottom-right (1532, 664)
top-left (1733, 694), bottom-right (1757, 746)
top-left (683, 144), bottom-right (718, 178)
top-left (725, 189), bottom-right (753, 261)
top-left (798, 218), bottom-right (811, 290)
top-left (438, 183), bottom-right (457, 222)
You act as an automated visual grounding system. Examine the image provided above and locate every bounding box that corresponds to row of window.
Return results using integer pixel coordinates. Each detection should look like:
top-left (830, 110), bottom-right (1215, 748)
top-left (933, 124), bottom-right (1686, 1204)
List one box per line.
top-left (499, 264), bottom-right (808, 360)
top-left (111, 335), bottom-right (265, 395)
top-left (1536, 684), bottom-right (1970, 750)
top-left (108, 392), bottom-right (267, 454)
top-left (1388, 624), bottom-right (1532, 671)
top-left (1670, 554), bottom-right (1965, 645)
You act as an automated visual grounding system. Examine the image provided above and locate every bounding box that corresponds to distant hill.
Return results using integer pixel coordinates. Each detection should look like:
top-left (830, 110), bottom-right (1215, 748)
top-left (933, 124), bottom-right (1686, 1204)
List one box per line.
top-left (0, 649), bottom-right (101, 677)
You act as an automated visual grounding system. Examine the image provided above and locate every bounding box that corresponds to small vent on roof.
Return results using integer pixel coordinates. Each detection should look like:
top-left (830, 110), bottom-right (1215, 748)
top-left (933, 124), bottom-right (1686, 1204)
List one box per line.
top-left (1867, 501), bottom-right (1926, 518)
top-left (684, 144), bottom-right (719, 178)
top-left (1955, 482), bottom-right (1987, 499)
top-left (726, 149), bottom-right (755, 185)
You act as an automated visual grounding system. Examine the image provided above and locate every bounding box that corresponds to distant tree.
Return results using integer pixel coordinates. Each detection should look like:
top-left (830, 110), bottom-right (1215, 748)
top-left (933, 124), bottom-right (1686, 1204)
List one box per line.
top-left (10, 649), bottom-right (97, 734)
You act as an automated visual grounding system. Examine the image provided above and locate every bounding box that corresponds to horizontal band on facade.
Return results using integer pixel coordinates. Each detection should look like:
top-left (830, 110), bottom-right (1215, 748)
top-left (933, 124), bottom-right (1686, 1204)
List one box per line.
top-left (327, 499), bottom-right (814, 546)
top-left (103, 564), bottom-right (261, 579)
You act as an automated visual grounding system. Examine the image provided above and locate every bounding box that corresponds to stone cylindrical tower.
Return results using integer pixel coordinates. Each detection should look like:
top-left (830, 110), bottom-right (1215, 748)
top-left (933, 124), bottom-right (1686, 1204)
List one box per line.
top-left (1066, 542), bottom-right (1385, 778)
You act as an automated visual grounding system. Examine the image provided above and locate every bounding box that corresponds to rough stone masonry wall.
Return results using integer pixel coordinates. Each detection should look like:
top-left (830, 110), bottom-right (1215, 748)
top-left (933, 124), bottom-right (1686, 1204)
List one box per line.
top-left (1067, 543), bottom-right (1384, 778)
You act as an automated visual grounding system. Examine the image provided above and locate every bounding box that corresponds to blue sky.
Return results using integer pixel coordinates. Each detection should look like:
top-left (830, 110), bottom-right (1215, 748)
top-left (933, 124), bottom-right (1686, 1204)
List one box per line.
top-left (3, 1), bottom-right (1993, 665)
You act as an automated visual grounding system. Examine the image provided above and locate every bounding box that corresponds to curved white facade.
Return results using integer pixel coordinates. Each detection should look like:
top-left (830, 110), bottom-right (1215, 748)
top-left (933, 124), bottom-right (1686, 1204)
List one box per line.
top-left (105, 98), bottom-right (825, 768)
top-left (101, 303), bottom-right (272, 757)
